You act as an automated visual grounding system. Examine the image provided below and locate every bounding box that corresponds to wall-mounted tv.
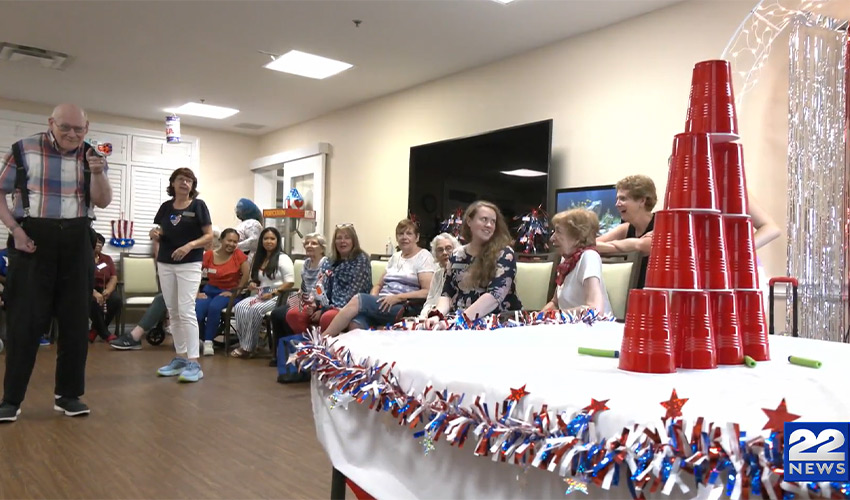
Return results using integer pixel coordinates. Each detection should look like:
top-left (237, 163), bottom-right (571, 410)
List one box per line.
top-left (408, 119), bottom-right (553, 246)
top-left (555, 184), bottom-right (621, 235)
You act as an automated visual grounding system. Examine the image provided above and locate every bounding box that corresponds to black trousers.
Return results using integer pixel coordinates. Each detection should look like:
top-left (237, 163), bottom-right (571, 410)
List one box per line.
top-left (269, 304), bottom-right (294, 343)
top-left (4, 217), bottom-right (94, 406)
top-left (89, 288), bottom-right (122, 339)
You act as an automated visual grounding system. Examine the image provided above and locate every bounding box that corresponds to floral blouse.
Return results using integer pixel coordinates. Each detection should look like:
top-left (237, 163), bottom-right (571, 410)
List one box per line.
top-left (441, 245), bottom-right (522, 315)
top-left (319, 252), bottom-right (372, 309)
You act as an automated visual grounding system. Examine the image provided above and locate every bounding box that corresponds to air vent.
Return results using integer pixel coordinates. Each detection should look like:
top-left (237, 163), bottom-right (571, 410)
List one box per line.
top-left (233, 123), bottom-right (265, 130)
top-left (0, 42), bottom-right (70, 70)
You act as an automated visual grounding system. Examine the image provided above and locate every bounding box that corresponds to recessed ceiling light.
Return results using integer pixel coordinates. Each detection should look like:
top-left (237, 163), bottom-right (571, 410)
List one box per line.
top-left (500, 169), bottom-right (547, 178)
top-left (264, 50), bottom-right (353, 79)
top-left (490, 0), bottom-right (518, 4)
top-left (165, 102), bottom-right (239, 119)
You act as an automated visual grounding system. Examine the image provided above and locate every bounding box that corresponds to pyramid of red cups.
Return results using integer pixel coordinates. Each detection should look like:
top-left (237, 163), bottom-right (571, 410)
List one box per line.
top-left (619, 60), bottom-right (770, 374)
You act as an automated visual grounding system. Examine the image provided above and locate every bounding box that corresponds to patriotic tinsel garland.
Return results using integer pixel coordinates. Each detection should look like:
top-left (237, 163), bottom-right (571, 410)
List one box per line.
top-left (292, 315), bottom-right (849, 500)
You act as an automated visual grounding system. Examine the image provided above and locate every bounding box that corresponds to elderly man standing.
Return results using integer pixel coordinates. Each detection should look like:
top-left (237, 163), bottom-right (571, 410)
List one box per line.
top-left (0, 104), bottom-right (112, 422)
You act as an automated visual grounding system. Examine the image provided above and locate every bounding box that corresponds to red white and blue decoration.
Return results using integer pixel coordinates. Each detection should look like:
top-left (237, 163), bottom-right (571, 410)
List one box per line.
top-left (439, 208), bottom-right (464, 240)
top-left (285, 188), bottom-right (305, 209)
top-left (293, 327), bottom-right (849, 500)
top-left (514, 205), bottom-right (551, 254)
top-left (165, 115), bottom-right (180, 144)
top-left (110, 212), bottom-right (135, 248)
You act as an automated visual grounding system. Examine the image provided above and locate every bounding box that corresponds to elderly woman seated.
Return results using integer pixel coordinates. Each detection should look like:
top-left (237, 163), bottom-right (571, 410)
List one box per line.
top-left (426, 201), bottom-right (522, 328)
top-left (322, 219), bottom-right (435, 336)
top-left (418, 232), bottom-right (462, 319)
top-left (542, 208), bottom-right (612, 315)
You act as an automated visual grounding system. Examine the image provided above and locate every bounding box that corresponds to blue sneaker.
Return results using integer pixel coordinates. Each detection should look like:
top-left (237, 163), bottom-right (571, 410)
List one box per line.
top-left (39, 337), bottom-right (50, 347)
top-left (157, 357), bottom-right (189, 377)
top-left (178, 361), bottom-right (204, 383)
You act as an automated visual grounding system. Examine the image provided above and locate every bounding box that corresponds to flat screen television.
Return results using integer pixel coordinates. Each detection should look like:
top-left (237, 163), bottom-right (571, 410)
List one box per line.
top-left (408, 119), bottom-right (553, 246)
top-left (555, 184), bottom-right (621, 235)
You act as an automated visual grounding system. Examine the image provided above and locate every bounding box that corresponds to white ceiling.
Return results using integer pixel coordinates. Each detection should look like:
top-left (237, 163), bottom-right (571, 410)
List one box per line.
top-left (0, 0), bottom-right (683, 135)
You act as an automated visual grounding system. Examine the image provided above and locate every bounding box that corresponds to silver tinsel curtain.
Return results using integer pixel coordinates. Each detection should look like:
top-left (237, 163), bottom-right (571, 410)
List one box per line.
top-left (787, 15), bottom-right (849, 342)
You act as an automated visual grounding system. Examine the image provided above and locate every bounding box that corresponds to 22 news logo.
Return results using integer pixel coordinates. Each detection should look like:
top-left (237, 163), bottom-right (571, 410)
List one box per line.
top-left (784, 422), bottom-right (850, 482)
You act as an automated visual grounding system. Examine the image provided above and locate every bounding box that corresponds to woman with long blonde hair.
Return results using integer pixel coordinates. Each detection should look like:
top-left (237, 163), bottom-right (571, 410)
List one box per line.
top-left (426, 201), bottom-right (521, 327)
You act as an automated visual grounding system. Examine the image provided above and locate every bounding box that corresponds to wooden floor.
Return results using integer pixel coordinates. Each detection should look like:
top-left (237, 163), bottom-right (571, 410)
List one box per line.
top-left (0, 339), bottom-right (334, 499)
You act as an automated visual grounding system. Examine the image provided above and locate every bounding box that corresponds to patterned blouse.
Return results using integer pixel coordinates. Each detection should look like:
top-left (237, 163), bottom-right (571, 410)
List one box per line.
top-left (441, 245), bottom-right (522, 315)
top-left (319, 252), bottom-right (372, 308)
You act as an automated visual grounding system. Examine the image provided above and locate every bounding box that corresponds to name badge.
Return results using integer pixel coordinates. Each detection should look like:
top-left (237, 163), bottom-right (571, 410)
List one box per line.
top-left (183, 211), bottom-right (196, 217)
top-left (207, 268), bottom-right (217, 274)
top-left (97, 262), bottom-right (107, 270)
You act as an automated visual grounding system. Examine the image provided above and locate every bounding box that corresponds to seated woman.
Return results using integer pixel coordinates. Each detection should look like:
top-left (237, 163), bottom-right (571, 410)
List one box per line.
top-left (234, 198), bottom-right (263, 255)
top-left (197, 228), bottom-right (250, 356)
top-left (269, 232), bottom-right (328, 362)
top-left (89, 233), bottom-right (123, 342)
top-left (595, 175), bottom-right (657, 288)
top-left (285, 224), bottom-right (372, 336)
top-left (419, 232), bottom-right (461, 319)
top-left (542, 208), bottom-right (612, 315)
top-left (230, 227), bottom-right (295, 358)
top-left (426, 201), bottom-right (522, 328)
top-left (322, 219), bottom-right (435, 336)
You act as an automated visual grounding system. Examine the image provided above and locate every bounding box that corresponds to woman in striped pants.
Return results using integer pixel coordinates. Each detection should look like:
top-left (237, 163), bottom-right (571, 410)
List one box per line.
top-left (231, 227), bottom-right (295, 358)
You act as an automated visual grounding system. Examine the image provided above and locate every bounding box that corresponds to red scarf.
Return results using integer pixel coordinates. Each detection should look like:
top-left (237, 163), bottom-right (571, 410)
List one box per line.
top-left (555, 246), bottom-right (595, 286)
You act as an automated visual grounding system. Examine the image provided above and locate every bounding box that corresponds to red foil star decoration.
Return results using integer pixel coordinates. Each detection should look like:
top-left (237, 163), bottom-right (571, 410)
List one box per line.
top-left (660, 389), bottom-right (688, 420)
top-left (762, 398), bottom-right (800, 431)
top-left (583, 398), bottom-right (610, 414)
top-left (508, 385), bottom-right (530, 402)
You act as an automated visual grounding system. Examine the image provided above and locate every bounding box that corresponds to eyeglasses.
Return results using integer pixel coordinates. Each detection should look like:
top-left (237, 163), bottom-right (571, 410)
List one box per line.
top-left (336, 223), bottom-right (354, 229)
top-left (54, 123), bottom-right (86, 134)
top-left (435, 245), bottom-right (455, 254)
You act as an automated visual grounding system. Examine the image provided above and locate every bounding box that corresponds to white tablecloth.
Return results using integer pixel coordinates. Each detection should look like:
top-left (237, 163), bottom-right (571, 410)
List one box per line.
top-left (310, 323), bottom-right (850, 499)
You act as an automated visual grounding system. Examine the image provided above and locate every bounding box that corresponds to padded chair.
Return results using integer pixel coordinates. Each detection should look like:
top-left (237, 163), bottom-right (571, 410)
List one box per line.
top-left (369, 254), bottom-right (390, 289)
top-left (118, 253), bottom-right (160, 337)
top-left (600, 252), bottom-right (642, 321)
top-left (515, 253), bottom-right (558, 311)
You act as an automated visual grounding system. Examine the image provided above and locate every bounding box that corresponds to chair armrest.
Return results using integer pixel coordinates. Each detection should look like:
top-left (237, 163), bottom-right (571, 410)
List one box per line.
top-left (276, 288), bottom-right (298, 307)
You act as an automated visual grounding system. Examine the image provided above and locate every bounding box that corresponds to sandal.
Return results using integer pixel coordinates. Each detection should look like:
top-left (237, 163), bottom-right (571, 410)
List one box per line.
top-left (229, 347), bottom-right (253, 359)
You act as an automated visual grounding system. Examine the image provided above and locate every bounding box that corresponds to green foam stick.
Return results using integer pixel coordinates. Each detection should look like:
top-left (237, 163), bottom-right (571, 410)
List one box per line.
top-left (788, 356), bottom-right (822, 369)
top-left (578, 347), bottom-right (619, 358)
top-left (744, 355), bottom-right (757, 368)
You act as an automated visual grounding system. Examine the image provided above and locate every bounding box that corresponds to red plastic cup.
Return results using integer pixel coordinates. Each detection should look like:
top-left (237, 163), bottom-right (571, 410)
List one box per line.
top-left (712, 142), bottom-right (749, 216)
top-left (736, 290), bottom-right (770, 361)
top-left (709, 291), bottom-right (744, 365)
top-left (692, 213), bottom-right (731, 290)
top-left (665, 132), bottom-right (720, 212)
top-left (619, 289), bottom-right (676, 374)
top-left (685, 60), bottom-right (739, 142)
top-left (670, 291), bottom-right (717, 369)
top-left (724, 216), bottom-right (759, 289)
top-left (645, 210), bottom-right (702, 290)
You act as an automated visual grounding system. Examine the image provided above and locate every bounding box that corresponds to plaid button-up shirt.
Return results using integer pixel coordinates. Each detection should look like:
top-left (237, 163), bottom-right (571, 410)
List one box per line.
top-left (0, 131), bottom-right (105, 219)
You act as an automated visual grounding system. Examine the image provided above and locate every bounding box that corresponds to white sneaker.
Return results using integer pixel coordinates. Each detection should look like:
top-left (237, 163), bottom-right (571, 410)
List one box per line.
top-left (203, 340), bottom-right (214, 356)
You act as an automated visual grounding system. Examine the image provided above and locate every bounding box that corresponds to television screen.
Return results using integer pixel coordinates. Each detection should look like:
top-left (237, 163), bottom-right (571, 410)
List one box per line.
top-left (555, 184), bottom-right (621, 235)
top-left (408, 120), bottom-right (552, 247)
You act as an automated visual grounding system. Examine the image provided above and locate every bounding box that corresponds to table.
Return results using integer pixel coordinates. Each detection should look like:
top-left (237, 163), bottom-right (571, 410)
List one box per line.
top-left (309, 322), bottom-right (850, 499)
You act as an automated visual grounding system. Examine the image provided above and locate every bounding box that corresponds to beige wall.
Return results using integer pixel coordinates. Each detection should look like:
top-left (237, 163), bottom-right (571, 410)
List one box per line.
top-left (257, 0), bottom-right (788, 277)
top-left (0, 96), bottom-right (259, 230)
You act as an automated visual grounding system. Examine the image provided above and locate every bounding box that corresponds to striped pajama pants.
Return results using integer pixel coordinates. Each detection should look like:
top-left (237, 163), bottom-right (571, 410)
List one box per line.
top-left (234, 296), bottom-right (278, 352)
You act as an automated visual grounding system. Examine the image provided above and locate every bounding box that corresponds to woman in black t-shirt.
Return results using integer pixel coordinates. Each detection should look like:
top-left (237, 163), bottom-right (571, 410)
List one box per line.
top-left (149, 168), bottom-right (212, 383)
top-left (596, 175), bottom-right (657, 288)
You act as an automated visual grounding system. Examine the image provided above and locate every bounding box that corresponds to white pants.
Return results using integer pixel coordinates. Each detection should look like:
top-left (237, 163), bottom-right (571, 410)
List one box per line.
top-left (158, 262), bottom-right (203, 359)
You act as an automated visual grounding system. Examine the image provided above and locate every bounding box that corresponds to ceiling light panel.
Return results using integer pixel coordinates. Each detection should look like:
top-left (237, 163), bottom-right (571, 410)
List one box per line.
top-left (264, 50), bottom-right (353, 79)
top-left (165, 102), bottom-right (239, 119)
